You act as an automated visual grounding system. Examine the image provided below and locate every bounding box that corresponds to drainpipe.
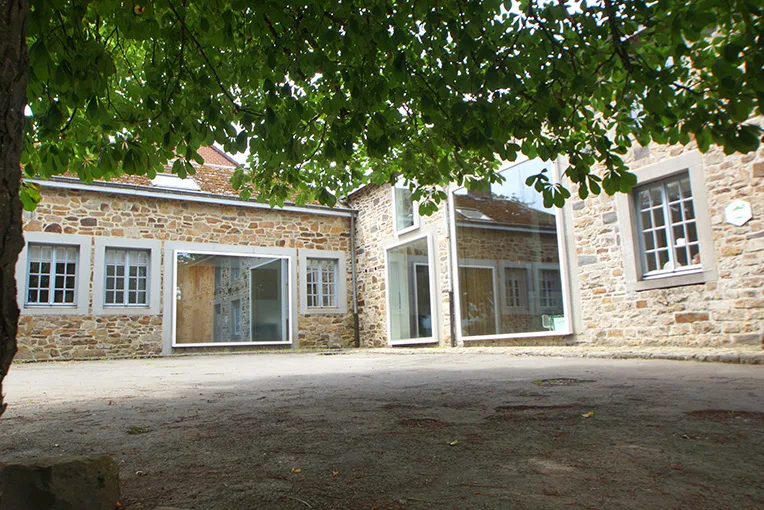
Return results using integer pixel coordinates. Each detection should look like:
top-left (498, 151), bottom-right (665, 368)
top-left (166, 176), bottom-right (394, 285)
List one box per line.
top-left (444, 188), bottom-right (457, 348)
top-left (350, 211), bottom-right (360, 348)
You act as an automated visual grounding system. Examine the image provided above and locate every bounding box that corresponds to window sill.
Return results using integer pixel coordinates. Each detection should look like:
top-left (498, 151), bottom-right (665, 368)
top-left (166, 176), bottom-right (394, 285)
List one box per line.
top-left (630, 268), bottom-right (712, 292)
top-left (173, 340), bottom-right (292, 348)
top-left (390, 337), bottom-right (438, 346)
top-left (97, 305), bottom-right (155, 316)
top-left (461, 329), bottom-right (572, 342)
top-left (21, 304), bottom-right (85, 316)
top-left (303, 306), bottom-right (347, 315)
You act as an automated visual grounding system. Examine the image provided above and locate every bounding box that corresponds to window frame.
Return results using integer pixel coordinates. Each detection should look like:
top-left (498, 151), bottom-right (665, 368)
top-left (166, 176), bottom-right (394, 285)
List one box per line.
top-left (535, 264), bottom-right (565, 317)
top-left (457, 260), bottom-right (501, 338)
top-left (500, 262), bottom-right (532, 313)
top-left (16, 233), bottom-right (91, 315)
top-left (384, 231), bottom-right (439, 346)
top-left (616, 151), bottom-right (717, 292)
top-left (170, 248), bottom-right (294, 348)
top-left (392, 178), bottom-right (420, 236)
top-left (103, 248), bottom-right (151, 308)
top-left (298, 249), bottom-right (347, 315)
top-left (305, 258), bottom-right (338, 309)
top-left (93, 237), bottom-right (162, 315)
top-left (447, 157), bottom-right (574, 343)
top-left (24, 243), bottom-right (79, 307)
top-left (633, 173), bottom-right (701, 278)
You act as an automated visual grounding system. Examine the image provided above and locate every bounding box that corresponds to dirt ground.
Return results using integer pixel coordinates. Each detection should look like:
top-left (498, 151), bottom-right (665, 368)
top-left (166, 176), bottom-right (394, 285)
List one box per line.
top-left (1, 352), bottom-right (762, 509)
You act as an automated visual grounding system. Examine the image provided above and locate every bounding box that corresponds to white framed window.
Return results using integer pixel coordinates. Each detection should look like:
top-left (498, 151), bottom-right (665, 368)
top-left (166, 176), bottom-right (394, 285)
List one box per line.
top-left (392, 179), bottom-right (419, 235)
top-left (616, 151), bottom-right (717, 291)
top-left (634, 173), bottom-right (700, 276)
top-left (384, 232), bottom-right (438, 345)
top-left (449, 158), bottom-right (572, 341)
top-left (306, 258), bottom-right (338, 308)
top-left (16, 233), bottom-right (92, 315)
top-left (93, 238), bottom-right (162, 315)
top-left (171, 250), bottom-right (293, 347)
top-left (25, 244), bottom-right (78, 306)
top-left (298, 249), bottom-right (347, 315)
top-left (104, 248), bottom-right (149, 307)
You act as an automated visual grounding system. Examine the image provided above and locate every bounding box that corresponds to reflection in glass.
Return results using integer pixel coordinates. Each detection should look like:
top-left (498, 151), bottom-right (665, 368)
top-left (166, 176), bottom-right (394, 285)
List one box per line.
top-left (394, 184), bottom-right (415, 232)
top-left (453, 159), bottom-right (566, 337)
top-left (175, 253), bottom-right (289, 344)
top-left (387, 238), bottom-right (432, 342)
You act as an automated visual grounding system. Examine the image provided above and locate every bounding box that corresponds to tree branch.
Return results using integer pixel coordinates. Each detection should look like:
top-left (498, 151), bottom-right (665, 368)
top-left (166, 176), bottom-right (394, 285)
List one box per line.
top-left (167, 0), bottom-right (240, 112)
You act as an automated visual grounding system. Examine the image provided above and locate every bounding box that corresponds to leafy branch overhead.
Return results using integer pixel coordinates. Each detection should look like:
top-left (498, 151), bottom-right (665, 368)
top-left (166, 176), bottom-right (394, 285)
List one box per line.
top-left (23, 0), bottom-right (763, 210)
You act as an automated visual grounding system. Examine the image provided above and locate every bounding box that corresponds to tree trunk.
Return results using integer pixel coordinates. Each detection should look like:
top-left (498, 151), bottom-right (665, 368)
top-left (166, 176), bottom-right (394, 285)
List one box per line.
top-left (0, 0), bottom-right (28, 418)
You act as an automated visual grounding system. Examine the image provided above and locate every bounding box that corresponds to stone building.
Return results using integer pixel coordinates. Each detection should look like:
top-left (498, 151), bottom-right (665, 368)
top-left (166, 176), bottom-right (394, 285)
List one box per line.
top-left (17, 147), bottom-right (355, 359)
top-left (16, 140), bottom-right (764, 360)
top-left (349, 140), bottom-right (763, 350)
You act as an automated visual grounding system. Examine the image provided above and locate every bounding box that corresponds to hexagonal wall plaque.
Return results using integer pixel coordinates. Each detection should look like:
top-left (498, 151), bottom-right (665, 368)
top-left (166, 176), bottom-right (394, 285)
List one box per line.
top-left (724, 199), bottom-right (752, 226)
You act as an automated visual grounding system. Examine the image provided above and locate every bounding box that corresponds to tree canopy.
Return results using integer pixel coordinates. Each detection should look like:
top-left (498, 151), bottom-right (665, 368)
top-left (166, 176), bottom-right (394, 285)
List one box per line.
top-left (22, 0), bottom-right (764, 212)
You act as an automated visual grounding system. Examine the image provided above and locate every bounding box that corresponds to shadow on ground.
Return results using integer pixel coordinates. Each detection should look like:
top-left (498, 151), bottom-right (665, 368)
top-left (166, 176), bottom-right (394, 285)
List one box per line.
top-left (1, 353), bottom-right (763, 509)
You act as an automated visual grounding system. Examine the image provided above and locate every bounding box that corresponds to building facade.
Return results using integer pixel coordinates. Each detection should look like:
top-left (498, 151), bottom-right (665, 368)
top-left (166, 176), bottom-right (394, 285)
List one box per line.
top-left (15, 141), bottom-right (764, 360)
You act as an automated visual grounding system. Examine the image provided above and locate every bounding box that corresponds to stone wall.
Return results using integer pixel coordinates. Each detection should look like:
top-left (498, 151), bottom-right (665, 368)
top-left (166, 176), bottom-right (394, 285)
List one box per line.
top-left (350, 184), bottom-right (395, 347)
top-left (18, 187), bottom-right (355, 360)
top-left (572, 139), bottom-right (763, 347)
top-left (350, 184), bottom-right (452, 347)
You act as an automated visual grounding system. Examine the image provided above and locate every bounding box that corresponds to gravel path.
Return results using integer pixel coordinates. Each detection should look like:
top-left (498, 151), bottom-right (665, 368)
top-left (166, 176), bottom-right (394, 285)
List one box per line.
top-left (2, 352), bottom-right (763, 509)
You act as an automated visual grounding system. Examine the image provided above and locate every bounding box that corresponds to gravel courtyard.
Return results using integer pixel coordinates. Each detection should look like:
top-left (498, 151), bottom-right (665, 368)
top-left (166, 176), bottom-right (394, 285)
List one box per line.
top-left (1, 352), bottom-right (762, 509)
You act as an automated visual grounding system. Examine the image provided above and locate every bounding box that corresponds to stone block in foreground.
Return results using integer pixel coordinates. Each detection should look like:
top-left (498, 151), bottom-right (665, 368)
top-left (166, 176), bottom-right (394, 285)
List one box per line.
top-left (0, 455), bottom-right (120, 510)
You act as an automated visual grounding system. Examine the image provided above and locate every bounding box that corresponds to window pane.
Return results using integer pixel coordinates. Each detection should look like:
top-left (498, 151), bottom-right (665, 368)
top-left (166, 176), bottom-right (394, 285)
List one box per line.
top-left (387, 238), bottom-right (432, 341)
top-left (658, 249), bottom-right (671, 270)
top-left (645, 252), bottom-right (658, 273)
top-left (689, 244), bottom-right (700, 265)
top-left (643, 232), bottom-right (655, 251)
top-left (667, 181), bottom-right (681, 202)
top-left (683, 200), bottom-right (695, 220)
top-left (670, 203), bottom-right (682, 224)
top-left (640, 210), bottom-right (652, 229)
top-left (652, 208), bottom-right (666, 228)
top-left (453, 159), bottom-right (567, 336)
top-left (649, 186), bottom-right (663, 205)
top-left (655, 229), bottom-right (668, 249)
top-left (175, 253), bottom-right (289, 344)
top-left (394, 186), bottom-right (415, 231)
top-left (686, 221), bottom-right (698, 243)
top-left (679, 176), bottom-right (692, 198)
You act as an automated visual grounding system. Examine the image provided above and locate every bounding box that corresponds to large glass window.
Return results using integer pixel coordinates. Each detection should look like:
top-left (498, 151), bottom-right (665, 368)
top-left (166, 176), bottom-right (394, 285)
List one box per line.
top-left (386, 236), bottom-right (434, 343)
top-left (634, 173), bottom-right (700, 276)
top-left (104, 248), bottom-right (149, 306)
top-left (174, 252), bottom-right (290, 345)
top-left (25, 244), bottom-right (78, 306)
top-left (452, 159), bottom-right (568, 338)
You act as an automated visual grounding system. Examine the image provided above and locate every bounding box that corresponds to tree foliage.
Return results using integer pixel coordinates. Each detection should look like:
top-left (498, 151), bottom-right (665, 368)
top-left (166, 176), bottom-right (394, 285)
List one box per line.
top-left (23, 0), bottom-right (763, 211)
